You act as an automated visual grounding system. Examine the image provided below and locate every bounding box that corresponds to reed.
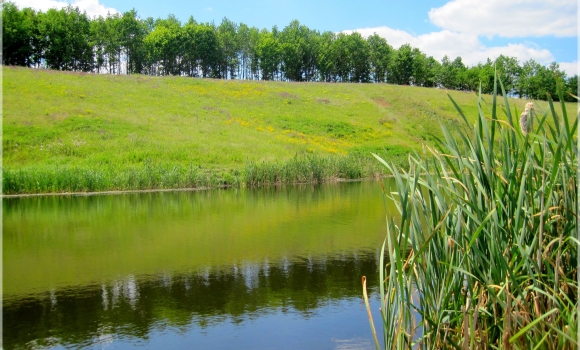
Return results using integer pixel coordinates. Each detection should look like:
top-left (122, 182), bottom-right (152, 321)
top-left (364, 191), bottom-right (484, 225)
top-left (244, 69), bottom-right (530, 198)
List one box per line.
top-left (2, 163), bottom-right (221, 194)
top-left (365, 73), bottom-right (578, 349)
top-left (2, 153), bottom-right (391, 195)
top-left (243, 153), bottom-right (393, 187)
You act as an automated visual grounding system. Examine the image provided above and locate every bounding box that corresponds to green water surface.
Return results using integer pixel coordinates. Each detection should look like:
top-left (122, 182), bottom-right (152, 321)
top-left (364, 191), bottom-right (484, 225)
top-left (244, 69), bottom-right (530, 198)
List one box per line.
top-left (3, 180), bottom-right (397, 349)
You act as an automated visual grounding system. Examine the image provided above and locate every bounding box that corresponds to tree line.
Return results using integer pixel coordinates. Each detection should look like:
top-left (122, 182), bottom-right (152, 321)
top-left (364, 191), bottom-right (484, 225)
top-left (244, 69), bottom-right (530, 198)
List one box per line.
top-left (3, 2), bottom-right (577, 101)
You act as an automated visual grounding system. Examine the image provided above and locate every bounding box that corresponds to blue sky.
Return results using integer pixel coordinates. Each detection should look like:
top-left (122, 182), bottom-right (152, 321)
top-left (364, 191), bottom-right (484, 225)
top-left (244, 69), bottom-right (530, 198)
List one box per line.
top-left (14, 0), bottom-right (579, 75)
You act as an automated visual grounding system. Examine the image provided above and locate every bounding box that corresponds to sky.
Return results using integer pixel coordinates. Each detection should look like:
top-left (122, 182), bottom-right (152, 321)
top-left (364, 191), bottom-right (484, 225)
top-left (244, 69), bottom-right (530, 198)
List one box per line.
top-left (12, 0), bottom-right (579, 76)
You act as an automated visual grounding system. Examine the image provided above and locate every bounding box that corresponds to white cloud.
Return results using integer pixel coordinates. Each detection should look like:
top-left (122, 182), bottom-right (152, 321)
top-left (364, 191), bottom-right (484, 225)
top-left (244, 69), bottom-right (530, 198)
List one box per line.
top-left (72, 0), bottom-right (118, 17)
top-left (463, 43), bottom-right (554, 66)
top-left (11, 0), bottom-right (66, 12)
top-left (344, 26), bottom-right (414, 49)
top-left (346, 1), bottom-right (578, 76)
top-left (345, 26), bottom-right (559, 69)
top-left (206, 7), bottom-right (213, 11)
top-left (12, 0), bottom-right (119, 17)
top-left (429, 0), bottom-right (577, 38)
top-left (559, 61), bottom-right (578, 76)
top-left (408, 30), bottom-right (483, 62)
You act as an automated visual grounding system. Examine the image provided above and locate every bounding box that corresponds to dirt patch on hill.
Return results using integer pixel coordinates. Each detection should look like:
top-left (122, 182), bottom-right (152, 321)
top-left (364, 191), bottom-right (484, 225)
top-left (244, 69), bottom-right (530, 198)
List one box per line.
top-left (279, 91), bottom-right (299, 99)
top-left (372, 97), bottom-right (391, 108)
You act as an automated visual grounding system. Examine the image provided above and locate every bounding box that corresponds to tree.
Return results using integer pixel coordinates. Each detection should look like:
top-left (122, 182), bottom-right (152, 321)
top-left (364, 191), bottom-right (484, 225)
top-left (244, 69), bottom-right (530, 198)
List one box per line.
top-left (423, 56), bottom-right (441, 88)
top-left (517, 59), bottom-right (538, 99)
top-left (463, 65), bottom-right (481, 91)
top-left (494, 55), bottom-right (520, 96)
top-left (438, 56), bottom-right (467, 90)
top-left (478, 59), bottom-right (496, 94)
top-left (181, 17), bottom-right (198, 77)
top-left (120, 10), bottom-right (148, 74)
top-left (198, 24), bottom-right (221, 78)
top-left (256, 29), bottom-right (280, 80)
top-left (316, 31), bottom-right (336, 82)
top-left (329, 33), bottom-right (349, 82)
top-left (90, 16), bottom-right (107, 73)
top-left (410, 48), bottom-right (428, 86)
top-left (143, 15), bottom-right (182, 75)
top-left (232, 25), bottom-right (261, 80)
top-left (2, 2), bottom-right (36, 66)
top-left (565, 75), bottom-right (578, 102)
top-left (452, 56), bottom-right (467, 90)
top-left (345, 32), bottom-right (370, 83)
top-left (367, 34), bottom-right (392, 83)
top-left (38, 6), bottom-right (93, 71)
top-left (544, 62), bottom-right (567, 100)
top-left (390, 44), bottom-right (414, 85)
top-left (102, 13), bottom-right (123, 74)
top-left (279, 20), bottom-right (319, 81)
top-left (217, 18), bottom-right (240, 79)
top-left (236, 23), bottom-right (247, 79)
top-left (517, 60), bottom-right (567, 100)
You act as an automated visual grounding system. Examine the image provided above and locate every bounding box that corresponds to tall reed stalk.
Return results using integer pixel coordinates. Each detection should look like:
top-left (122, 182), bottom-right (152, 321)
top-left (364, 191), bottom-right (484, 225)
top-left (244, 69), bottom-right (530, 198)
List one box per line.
top-left (364, 74), bottom-right (578, 349)
top-left (2, 154), bottom-right (389, 195)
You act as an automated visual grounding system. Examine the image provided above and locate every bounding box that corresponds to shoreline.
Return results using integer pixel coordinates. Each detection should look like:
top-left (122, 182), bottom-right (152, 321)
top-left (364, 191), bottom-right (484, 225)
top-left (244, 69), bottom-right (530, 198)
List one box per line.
top-left (1, 177), bottom-right (382, 199)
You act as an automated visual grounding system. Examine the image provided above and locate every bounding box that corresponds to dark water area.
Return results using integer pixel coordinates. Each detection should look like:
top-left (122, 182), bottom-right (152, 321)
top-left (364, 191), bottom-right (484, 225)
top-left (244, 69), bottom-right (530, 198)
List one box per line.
top-left (3, 181), bottom-right (397, 349)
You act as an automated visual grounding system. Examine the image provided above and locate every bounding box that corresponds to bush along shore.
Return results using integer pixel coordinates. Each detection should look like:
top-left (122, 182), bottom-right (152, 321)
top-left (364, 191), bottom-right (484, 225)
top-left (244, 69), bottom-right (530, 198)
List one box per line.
top-left (363, 74), bottom-right (578, 349)
top-left (2, 154), bottom-right (392, 196)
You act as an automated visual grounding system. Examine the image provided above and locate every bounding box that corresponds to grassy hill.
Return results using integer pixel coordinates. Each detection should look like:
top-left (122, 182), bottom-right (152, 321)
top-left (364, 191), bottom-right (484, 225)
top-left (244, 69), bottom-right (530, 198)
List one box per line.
top-left (1, 66), bottom-right (560, 194)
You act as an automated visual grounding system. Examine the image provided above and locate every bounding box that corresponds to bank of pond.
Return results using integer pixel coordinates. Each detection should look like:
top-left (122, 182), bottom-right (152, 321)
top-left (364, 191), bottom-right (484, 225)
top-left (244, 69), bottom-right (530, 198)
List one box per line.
top-left (2, 153), bottom-right (395, 196)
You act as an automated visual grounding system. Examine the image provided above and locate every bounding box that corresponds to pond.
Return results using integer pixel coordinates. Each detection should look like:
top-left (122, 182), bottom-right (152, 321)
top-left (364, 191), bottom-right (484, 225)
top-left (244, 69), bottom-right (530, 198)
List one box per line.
top-left (3, 180), bottom-right (399, 349)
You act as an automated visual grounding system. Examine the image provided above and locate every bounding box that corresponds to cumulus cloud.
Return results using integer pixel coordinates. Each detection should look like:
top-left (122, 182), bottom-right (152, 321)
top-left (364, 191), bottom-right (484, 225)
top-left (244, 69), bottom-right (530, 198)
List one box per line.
top-left (342, 26), bottom-right (580, 75)
top-left (559, 61), bottom-right (578, 76)
top-left (12, 0), bottom-right (119, 17)
top-left (344, 27), bottom-right (409, 48)
top-left (429, 0), bottom-right (577, 38)
top-left (462, 44), bottom-right (554, 66)
top-left (346, 27), bottom-right (550, 63)
top-left (345, 1), bottom-right (578, 76)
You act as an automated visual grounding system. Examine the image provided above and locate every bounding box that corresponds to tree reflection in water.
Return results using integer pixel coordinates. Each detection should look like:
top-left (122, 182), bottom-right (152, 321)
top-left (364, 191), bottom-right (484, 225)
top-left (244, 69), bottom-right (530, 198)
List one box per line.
top-left (4, 251), bottom-right (381, 349)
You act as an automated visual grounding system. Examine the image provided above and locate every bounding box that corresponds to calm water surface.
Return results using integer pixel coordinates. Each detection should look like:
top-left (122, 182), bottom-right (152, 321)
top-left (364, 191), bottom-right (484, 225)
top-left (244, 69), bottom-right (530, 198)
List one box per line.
top-left (3, 180), bottom-right (398, 349)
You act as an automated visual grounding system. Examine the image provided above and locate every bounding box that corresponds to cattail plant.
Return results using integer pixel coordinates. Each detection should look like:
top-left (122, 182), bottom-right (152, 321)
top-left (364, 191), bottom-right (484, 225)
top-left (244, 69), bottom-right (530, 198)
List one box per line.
top-left (364, 73), bottom-right (578, 349)
top-left (519, 102), bottom-right (534, 135)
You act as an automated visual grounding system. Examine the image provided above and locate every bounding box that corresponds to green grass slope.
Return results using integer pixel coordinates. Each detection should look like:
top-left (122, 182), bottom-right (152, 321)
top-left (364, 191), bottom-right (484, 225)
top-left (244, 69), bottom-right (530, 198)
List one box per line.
top-left (1, 66), bottom-right (560, 194)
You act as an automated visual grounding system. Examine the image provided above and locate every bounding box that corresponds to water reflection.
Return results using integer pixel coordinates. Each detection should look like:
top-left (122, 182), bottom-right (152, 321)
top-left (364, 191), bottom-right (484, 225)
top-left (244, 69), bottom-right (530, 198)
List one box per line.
top-left (4, 181), bottom-right (396, 349)
top-left (5, 252), bottom-right (381, 349)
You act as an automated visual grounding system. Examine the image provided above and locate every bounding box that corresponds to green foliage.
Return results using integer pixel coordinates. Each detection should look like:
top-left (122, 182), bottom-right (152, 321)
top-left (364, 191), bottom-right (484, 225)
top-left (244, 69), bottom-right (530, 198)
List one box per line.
top-left (243, 154), bottom-right (386, 186)
top-left (365, 74), bottom-right (578, 348)
top-left (368, 34), bottom-right (393, 83)
top-left (182, 22), bottom-right (221, 77)
top-left (36, 6), bottom-right (93, 71)
top-left (256, 29), bottom-right (280, 80)
top-left (143, 16), bottom-right (182, 75)
top-left (438, 55), bottom-right (467, 90)
top-left (332, 32), bottom-right (371, 83)
top-left (389, 43), bottom-right (414, 85)
top-left (121, 10), bottom-right (148, 74)
top-left (279, 20), bottom-right (319, 82)
top-left (217, 17), bottom-right (240, 79)
top-left (2, 2), bottom-right (36, 66)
